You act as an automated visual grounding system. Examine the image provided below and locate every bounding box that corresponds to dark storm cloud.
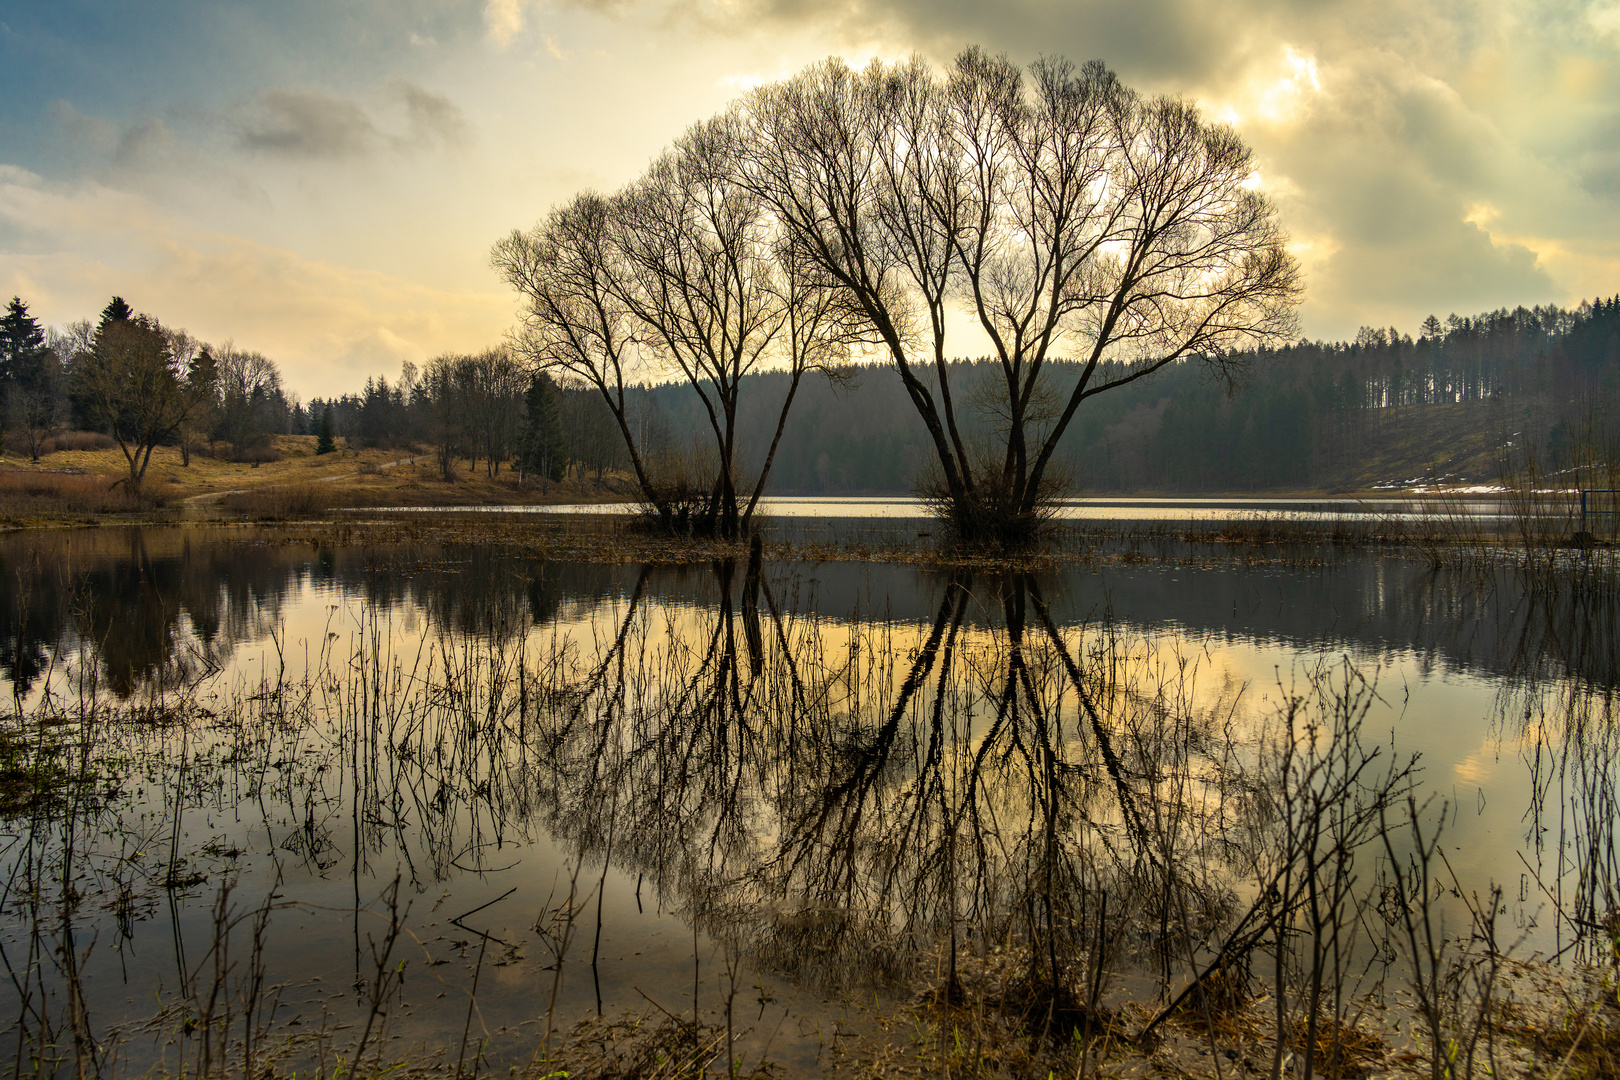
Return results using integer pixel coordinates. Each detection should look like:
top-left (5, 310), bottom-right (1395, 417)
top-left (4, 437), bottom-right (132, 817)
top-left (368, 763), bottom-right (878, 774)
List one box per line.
top-left (658, 0), bottom-right (1607, 330)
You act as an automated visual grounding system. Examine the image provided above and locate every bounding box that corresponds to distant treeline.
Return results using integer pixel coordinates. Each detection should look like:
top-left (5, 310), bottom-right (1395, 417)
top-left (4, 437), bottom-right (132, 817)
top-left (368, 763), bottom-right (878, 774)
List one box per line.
top-left (0, 296), bottom-right (305, 489)
top-left (305, 357), bottom-right (621, 485)
top-left (8, 292), bottom-right (1616, 495)
top-left (0, 294), bottom-right (615, 488)
top-left (620, 296), bottom-right (1620, 493)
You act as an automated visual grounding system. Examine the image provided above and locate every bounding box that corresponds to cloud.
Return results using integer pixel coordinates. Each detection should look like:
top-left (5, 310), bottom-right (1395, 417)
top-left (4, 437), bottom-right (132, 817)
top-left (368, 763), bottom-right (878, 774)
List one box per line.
top-left (484, 0), bottom-right (531, 45)
top-left (111, 117), bottom-right (189, 172)
top-left (48, 100), bottom-right (120, 166)
top-left (546, 0), bottom-right (1271, 86)
top-left (226, 84), bottom-right (468, 160)
top-left (395, 83), bottom-right (470, 149)
top-left (231, 89), bottom-right (381, 158)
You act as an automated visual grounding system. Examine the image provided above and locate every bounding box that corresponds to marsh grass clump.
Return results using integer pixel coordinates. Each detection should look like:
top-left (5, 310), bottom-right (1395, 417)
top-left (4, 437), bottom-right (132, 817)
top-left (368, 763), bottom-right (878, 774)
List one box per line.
top-left (0, 469), bottom-right (154, 518)
top-left (219, 482), bottom-right (334, 519)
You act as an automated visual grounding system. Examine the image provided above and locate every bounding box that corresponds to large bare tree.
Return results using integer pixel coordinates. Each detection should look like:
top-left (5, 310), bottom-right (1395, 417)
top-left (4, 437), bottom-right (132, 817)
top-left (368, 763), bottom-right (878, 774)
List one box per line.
top-left (492, 194), bottom-right (675, 525)
top-left (740, 50), bottom-right (1302, 539)
top-left (495, 131), bottom-right (853, 538)
top-left (610, 119), bottom-right (783, 537)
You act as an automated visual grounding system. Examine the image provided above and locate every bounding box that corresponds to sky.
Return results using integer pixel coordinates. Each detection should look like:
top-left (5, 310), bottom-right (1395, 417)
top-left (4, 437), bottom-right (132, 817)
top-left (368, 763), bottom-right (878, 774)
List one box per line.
top-left (2, 0), bottom-right (1618, 399)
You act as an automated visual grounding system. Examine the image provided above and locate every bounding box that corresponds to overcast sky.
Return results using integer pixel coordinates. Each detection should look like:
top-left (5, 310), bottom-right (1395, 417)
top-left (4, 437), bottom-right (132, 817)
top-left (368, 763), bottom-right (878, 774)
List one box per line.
top-left (2, 0), bottom-right (1618, 398)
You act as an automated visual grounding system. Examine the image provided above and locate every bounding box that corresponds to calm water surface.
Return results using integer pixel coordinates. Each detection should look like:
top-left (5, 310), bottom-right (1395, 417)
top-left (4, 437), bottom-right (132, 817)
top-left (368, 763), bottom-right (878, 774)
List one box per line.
top-left (0, 526), bottom-right (1613, 1073)
top-left (361, 494), bottom-right (1525, 524)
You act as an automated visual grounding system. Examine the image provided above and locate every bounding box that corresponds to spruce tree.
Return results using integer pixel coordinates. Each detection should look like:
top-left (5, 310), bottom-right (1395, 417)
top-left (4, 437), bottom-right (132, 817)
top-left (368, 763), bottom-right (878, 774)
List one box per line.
top-left (519, 374), bottom-right (566, 482)
top-left (1, 297), bottom-right (55, 457)
top-left (98, 296), bottom-right (133, 331)
top-left (316, 407), bottom-right (336, 454)
top-left (1, 297), bottom-right (48, 378)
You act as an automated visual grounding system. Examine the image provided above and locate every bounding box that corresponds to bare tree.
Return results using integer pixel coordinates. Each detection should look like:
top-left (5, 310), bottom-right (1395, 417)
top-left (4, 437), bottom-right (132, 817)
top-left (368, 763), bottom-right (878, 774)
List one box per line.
top-left (497, 130), bottom-right (855, 536)
top-left (463, 347), bottom-right (526, 477)
top-left (738, 58), bottom-right (975, 519)
top-left (71, 313), bottom-right (216, 493)
top-left (611, 118), bottom-right (780, 536)
top-left (492, 195), bottom-right (674, 526)
top-left (422, 353), bottom-right (471, 481)
top-left (741, 50), bottom-right (1302, 540)
top-left (612, 118), bottom-right (857, 536)
top-left (212, 344), bottom-right (284, 461)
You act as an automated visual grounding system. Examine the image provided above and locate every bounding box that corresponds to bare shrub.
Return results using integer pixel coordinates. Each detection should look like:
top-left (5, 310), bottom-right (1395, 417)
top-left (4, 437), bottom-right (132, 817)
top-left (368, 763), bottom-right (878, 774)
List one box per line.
top-left (235, 444), bottom-right (281, 465)
top-left (40, 431), bottom-right (118, 454)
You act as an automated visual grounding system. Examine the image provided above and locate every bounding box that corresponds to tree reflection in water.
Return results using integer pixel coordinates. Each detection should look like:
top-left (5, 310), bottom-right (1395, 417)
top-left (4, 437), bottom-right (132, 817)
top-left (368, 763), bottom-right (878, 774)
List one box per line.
top-left (529, 561), bottom-right (1309, 1029)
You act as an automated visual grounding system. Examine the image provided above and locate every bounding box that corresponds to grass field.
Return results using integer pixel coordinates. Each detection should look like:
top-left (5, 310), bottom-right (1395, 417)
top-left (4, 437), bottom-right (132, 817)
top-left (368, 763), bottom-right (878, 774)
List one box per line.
top-left (0, 434), bottom-right (630, 525)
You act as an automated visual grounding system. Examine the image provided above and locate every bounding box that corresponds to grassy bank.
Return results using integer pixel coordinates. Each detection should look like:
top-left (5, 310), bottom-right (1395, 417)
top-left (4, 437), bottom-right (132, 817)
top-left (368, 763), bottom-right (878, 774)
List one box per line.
top-left (0, 434), bottom-right (631, 526)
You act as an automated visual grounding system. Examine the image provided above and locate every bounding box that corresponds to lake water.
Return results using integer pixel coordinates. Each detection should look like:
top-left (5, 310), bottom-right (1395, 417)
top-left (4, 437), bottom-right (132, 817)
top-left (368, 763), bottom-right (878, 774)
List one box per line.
top-left (0, 525), bottom-right (1613, 1075)
top-left (356, 494), bottom-right (1528, 525)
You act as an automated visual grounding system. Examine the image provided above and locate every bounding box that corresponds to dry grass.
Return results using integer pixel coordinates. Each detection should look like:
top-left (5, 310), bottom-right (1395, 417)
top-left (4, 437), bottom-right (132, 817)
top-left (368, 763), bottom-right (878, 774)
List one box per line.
top-left (219, 482), bottom-right (335, 519)
top-left (0, 468), bottom-right (154, 519)
top-left (541, 1014), bottom-right (768, 1080)
top-left (1495, 966), bottom-right (1620, 1080)
top-left (1, 435), bottom-right (633, 522)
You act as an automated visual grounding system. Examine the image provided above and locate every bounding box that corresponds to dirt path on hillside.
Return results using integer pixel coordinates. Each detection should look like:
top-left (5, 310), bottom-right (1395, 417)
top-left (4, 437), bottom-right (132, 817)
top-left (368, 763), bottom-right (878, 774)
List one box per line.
top-left (181, 453), bottom-right (433, 511)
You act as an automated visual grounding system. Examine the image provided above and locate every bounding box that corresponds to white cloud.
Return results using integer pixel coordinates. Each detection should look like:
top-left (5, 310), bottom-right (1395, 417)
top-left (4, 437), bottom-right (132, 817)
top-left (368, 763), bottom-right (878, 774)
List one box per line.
top-left (716, 72), bottom-right (768, 90)
top-left (1590, 3), bottom-right (1620, 39)
top-left (485, 0), bottom-right (532, 46)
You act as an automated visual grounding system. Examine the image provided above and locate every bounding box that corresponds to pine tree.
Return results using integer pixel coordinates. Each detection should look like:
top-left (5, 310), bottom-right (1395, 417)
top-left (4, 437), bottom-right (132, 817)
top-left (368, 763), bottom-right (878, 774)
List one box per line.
top-left (1, 297), bottom-right (56, 458)
top-left (98, 296), bottom-right (133, 331)
top-left (1, 297), bottom-right (48, 377)
top-left (519, 373), bottom-right (566, 482)
top-left (316, 407), bottom-right (336, 455)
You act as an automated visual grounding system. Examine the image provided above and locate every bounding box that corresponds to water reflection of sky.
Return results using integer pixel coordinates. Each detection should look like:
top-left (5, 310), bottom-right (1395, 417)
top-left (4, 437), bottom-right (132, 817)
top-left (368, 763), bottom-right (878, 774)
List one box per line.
top-left (353, 495), bottom-right (1524, 524)
top-left (0, 527), bottom-right (1613, 1073)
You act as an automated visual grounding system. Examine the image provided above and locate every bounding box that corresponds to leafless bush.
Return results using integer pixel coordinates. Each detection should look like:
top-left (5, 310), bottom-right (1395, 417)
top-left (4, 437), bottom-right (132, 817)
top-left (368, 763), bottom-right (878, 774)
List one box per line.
top-left (39, 431), bottom-right (117, 453)
top-left (234, 444), bottom-right (281, 465)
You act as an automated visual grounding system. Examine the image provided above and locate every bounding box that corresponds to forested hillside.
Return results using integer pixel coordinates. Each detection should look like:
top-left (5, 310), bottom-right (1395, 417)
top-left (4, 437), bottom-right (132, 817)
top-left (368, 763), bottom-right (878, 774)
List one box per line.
top-left (626, 296), bottom-right (1620, 494)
